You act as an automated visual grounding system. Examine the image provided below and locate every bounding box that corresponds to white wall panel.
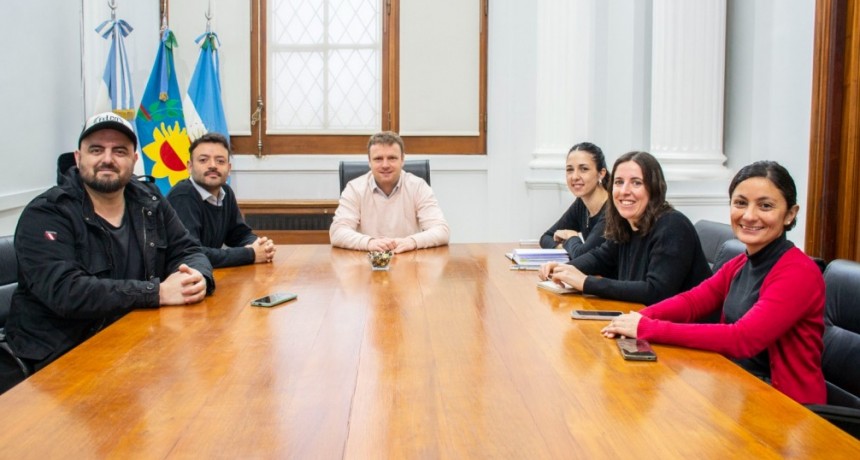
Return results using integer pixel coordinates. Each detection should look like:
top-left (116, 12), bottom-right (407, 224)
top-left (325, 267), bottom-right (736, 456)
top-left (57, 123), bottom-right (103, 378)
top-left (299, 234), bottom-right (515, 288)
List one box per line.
top-left (0, 1), bottom-right (87, 235)
top-left (399, 0), bottom-right (480, 136)
top-left (724, 0), bottom-right (814, 247)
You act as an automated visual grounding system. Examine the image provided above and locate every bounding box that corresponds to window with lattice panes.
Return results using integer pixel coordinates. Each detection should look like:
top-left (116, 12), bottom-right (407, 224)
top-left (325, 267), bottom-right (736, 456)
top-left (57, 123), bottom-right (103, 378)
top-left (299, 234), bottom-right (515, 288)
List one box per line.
top-left (269, 0), bottom-right (380, 133)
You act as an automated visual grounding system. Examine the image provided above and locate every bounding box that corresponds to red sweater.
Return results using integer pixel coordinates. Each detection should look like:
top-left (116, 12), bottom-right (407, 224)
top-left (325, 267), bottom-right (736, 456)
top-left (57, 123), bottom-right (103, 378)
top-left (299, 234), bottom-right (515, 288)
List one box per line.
top-left (637, 247), bottom-right (825, 404)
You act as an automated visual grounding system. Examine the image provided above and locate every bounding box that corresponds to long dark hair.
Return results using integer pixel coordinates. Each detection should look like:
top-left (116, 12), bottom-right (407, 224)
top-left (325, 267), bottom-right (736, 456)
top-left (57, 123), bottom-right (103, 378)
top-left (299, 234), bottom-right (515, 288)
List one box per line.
top-left (604, 151), bottom-right (673, 243)
top-left (729, 161), bottom-right (798, 231)
top-left (568, 142), bottom-right (609, 190)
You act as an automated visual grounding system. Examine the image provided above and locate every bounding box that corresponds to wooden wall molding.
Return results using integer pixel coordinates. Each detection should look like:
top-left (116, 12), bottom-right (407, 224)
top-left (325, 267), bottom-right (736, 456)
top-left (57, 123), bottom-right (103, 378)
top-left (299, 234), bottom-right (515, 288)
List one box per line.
top-left (806, 0), bottom-right (859, 261)
top-left (239, 200), bottom-right (339, 245)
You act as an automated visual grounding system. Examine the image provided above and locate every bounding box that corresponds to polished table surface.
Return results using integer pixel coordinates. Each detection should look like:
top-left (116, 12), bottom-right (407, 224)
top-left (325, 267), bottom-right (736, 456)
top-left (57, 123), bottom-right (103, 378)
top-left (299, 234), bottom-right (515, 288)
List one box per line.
top-left (0, 244), bottom-right (858, 458)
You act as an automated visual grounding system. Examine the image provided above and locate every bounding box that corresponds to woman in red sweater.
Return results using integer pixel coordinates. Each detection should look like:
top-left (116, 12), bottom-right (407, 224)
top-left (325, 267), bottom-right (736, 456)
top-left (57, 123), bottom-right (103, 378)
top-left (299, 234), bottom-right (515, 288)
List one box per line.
top-left (601, 161), bottom-right (826, 404)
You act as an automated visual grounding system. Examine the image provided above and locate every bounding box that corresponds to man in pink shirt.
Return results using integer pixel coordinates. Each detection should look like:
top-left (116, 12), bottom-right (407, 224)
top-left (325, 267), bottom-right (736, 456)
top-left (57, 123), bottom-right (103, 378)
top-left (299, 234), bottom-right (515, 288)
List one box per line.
top-left (329, 132), bottom-right (450, 253)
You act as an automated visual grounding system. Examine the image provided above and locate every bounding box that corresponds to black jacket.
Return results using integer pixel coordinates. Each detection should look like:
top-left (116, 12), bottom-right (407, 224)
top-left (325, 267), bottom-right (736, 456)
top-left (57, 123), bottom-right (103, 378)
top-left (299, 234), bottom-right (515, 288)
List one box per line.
top-left (5, 168), bottom-right (214, 370)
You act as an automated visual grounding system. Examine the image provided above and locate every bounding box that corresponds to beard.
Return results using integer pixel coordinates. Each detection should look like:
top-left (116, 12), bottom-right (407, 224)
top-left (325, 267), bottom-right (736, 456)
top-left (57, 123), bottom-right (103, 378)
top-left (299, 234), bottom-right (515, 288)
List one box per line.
top-left (192, 169), bottom-right (226, 194)
top-left (81, 166), bottom-right (131, 194)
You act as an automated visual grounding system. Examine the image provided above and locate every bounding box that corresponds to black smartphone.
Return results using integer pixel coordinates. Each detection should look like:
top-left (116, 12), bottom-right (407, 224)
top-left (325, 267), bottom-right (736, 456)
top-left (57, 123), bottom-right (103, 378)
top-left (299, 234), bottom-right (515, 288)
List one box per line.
top-left (250, 292), bottom-right (298, 307)
top-left (570, 310), bottom-right (623, 320)
top-left (616, 338), bottom-right (657, 361)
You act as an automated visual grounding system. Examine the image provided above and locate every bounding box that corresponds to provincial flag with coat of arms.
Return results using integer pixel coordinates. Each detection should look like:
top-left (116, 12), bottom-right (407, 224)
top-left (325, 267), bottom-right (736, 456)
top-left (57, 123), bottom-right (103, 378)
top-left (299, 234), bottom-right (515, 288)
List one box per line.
top-left (135, 27), bottom-right (190, 195)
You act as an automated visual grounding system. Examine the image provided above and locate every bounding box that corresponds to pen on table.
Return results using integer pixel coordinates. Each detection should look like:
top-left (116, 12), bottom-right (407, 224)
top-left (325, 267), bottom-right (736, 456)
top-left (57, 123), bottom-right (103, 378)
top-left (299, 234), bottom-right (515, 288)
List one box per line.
top-left (509, 265), bottom-right (537, 271)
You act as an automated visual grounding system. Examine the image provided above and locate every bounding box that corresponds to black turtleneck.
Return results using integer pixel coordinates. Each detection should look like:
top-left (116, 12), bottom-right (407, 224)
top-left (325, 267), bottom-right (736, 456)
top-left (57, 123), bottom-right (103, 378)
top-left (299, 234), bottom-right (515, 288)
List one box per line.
top-left (724, 233), bottom-right (793, 379)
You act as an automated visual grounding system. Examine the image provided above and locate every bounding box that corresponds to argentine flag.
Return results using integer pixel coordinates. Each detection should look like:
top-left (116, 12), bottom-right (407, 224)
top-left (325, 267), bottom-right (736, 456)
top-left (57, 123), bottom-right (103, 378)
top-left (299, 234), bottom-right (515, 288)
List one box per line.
top-left (183, 31), bottom-right (229, 144)
top-left (93, 17), bottom-right (135, 120)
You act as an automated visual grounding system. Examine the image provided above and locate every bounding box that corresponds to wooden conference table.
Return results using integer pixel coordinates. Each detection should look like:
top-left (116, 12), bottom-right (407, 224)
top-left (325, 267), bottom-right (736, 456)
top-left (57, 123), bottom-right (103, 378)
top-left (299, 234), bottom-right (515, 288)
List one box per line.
top-left (0, 244), bottom-right (857, 459)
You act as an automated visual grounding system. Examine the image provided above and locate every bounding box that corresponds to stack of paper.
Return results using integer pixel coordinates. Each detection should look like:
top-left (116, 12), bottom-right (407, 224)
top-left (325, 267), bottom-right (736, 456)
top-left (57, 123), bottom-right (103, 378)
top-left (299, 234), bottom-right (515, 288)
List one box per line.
top-left (510, 248), bottom-right (569, 269)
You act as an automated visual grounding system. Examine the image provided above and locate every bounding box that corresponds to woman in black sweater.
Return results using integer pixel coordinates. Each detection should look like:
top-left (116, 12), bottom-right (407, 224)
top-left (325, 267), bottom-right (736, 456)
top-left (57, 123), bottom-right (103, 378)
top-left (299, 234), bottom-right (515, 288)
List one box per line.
top-left (539, 151), bottom-right (711, 305)
top-left (539, 142), bottom-right (610, 259)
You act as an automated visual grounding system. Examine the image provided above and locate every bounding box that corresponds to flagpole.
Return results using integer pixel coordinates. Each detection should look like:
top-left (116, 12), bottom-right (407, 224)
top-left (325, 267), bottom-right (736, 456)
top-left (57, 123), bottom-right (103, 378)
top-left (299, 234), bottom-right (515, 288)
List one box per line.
top-left (206, 0), bottom-right (213, 34)
top-left (160, 0), bottom-right (168, 33)
top-left (79, 0), bottom-right (87, 121)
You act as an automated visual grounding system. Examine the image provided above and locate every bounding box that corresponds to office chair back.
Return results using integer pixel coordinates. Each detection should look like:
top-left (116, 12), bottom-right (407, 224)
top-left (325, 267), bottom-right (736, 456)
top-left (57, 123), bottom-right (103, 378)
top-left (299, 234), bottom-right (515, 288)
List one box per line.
top-left (57, 152), bottom-right (76, 184)
top-left (0, 235), bottom-right (16, 326)
top-left (339, 160), bottom-right (430, 194)
top-left (821, 259), bottom-right (860, 404)
top-left (806, 259), bottom-right (860, 439)
top-left (694, 220), bottom-right (736, 271)
top-left (0, 234), bottom-right (30, 379)
top-left (711, 239), bottom-right (746, 273)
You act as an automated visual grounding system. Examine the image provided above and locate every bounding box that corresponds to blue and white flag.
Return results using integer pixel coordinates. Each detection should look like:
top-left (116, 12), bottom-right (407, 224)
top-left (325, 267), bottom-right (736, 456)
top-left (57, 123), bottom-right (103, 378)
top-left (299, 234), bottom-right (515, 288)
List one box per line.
top-left (184, 31), bottom-right (229, 143)
top-left (93, 17), bottom-right (135, 120)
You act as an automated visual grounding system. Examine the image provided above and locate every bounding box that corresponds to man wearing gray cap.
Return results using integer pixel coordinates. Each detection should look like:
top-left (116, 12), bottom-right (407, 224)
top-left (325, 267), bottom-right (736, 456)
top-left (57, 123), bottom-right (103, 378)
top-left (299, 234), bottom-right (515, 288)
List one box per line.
top-left (0, 112), bottom-right (214, 394)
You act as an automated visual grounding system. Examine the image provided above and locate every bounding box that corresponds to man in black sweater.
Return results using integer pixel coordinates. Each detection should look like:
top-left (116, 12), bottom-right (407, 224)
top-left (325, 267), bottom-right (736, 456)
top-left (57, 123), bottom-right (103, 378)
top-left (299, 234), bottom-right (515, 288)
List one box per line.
top-left (167, 133), bottom-right (276, 268)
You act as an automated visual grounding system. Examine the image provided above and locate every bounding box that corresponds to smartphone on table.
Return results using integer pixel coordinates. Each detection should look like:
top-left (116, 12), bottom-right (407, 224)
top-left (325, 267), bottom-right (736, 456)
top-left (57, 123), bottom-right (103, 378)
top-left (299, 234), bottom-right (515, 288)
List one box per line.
top-left (570, 310), bottom-right (623, 320)
top-left (250, 292), bottom-right (297, 307)
top-left (616, 338), bottom-right (657, 361)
